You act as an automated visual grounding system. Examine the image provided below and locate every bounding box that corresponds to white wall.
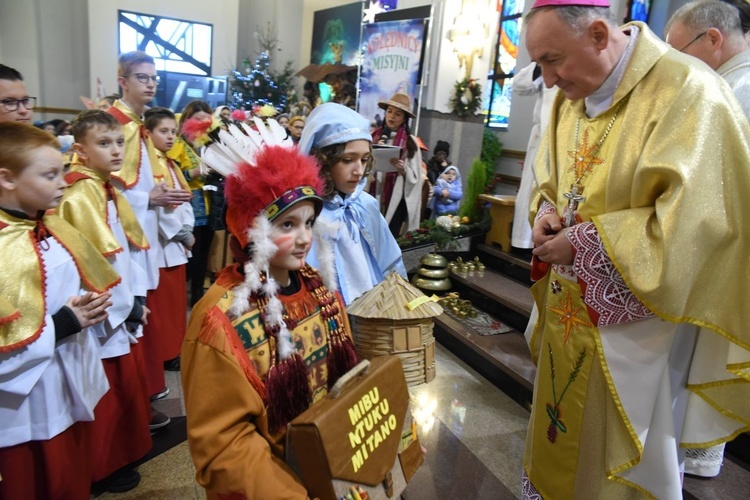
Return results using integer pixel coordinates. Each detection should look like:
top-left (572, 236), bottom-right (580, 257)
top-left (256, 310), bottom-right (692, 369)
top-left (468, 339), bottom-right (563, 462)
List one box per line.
top-left (237, 0), bottom-right (305, 75)
top-left (87, 0), bottom-right (239, 99)
top-left (423, 0), bottom-right (499, 112)
top-left (0, 0), bottom-right (89, 119)
top-left (0, 1), bottom-right (41, 97)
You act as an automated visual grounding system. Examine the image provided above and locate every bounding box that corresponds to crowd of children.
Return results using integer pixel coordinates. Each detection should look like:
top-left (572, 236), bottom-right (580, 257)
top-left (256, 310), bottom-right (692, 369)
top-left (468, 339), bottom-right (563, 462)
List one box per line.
top-left (0, 53), bottom-right (454, 498)
top-left (0, 53), bottom-right (196, 496)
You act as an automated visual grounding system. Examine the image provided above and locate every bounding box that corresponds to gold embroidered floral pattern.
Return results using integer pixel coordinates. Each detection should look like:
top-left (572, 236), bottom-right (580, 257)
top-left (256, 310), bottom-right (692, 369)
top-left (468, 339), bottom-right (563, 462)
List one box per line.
top-left (546, 344), bottom-right (587, 443)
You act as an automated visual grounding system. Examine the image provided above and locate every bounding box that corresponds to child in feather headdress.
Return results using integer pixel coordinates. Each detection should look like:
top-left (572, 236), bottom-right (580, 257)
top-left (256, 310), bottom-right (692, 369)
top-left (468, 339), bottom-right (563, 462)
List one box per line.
top-left (181, 117), bottom-right (359, 499)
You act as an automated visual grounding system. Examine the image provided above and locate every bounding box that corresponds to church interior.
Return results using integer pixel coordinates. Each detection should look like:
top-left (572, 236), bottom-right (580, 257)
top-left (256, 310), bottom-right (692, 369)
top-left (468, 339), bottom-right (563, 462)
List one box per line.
top-left (1, 0), bottom-right (749, 498)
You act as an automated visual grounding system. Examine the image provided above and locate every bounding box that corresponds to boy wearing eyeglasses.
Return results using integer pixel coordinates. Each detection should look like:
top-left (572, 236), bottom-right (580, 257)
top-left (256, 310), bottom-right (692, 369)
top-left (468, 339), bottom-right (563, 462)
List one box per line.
top-left (0, 64), bottom-right (35, 124)
top-left (107, 51), bottom-right (192, 409)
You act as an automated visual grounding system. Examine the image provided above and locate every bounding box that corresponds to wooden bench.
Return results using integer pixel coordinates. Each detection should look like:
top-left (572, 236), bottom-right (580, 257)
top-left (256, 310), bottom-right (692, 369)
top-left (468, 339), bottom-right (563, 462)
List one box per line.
top-left (478, 194), bottom-right (516, 252)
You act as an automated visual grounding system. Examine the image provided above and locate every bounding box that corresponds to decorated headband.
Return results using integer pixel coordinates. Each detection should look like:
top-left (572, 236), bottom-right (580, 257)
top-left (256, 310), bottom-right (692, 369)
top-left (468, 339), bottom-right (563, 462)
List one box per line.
top-left (183, 116), bottom-right (334, 362)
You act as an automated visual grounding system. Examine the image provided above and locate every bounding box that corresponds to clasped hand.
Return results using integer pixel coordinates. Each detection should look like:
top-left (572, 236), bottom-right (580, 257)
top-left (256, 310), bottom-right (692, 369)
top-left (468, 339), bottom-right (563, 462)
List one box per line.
top-left (149, 182), bottom-right (193, 207)
top-left (65, 291), bottom-right (112, 329)
top-left (531, 213), bottom-right (574, 265)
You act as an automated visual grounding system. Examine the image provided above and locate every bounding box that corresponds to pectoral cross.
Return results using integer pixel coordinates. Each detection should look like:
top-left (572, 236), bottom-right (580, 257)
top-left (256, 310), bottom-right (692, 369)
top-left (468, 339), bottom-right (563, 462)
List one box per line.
top-left (563, 184), bottom-right (585, 227)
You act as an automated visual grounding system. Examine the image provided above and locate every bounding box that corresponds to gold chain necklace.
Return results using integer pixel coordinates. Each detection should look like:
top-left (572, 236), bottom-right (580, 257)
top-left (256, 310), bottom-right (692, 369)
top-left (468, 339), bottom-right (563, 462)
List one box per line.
top-left (563, 103), bottom-right (623, 227)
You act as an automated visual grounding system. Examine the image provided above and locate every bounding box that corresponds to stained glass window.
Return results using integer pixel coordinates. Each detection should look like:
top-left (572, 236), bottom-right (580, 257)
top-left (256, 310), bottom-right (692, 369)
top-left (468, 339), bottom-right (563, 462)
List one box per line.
top-left (625, 0), bottom-right (651, 23)
top-left (118, 11), bottom-right (213, 76)
top-left (483, 1), bottom-right (526, 129)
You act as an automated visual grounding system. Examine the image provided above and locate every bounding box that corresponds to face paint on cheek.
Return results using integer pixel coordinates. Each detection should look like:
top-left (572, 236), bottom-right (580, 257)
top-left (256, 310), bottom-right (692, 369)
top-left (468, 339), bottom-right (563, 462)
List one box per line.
top-left (272, 234), bottom-right (295, 254)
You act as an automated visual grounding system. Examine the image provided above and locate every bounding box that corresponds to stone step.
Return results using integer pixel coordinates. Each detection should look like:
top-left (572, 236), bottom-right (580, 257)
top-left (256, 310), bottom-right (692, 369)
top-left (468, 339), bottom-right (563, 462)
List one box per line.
top-left (448, 267), bottom-right (533, 333)
top-left (434, 257), bottom-right (537, 409)
top-left (683, 452), bottom-right (750, 499)
top-left (433, 310), bottom-right (534, 410)
top-left (477, 243), bottom-right (533, 287)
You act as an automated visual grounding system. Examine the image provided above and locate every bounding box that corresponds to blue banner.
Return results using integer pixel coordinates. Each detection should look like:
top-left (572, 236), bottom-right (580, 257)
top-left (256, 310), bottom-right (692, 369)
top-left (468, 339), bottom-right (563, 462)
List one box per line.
top-left (358, 19), bottom-right (426, 127)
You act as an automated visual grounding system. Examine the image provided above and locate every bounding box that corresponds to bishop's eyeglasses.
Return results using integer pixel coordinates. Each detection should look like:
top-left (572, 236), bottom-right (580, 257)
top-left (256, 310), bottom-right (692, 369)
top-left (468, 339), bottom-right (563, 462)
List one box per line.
top-left (678, 31), bottom-right (707, 52)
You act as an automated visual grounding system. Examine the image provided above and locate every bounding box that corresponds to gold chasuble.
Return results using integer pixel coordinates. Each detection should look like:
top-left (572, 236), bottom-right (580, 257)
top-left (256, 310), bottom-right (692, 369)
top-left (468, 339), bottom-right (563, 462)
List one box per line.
top-left (0, 210), bottom-right (120, 352)
top-left (58, 166), bottom-right (149, 256)
top-left (526, 23), bottom-right (750, 498)
top-left (108, 101), bottom-right (165, 188)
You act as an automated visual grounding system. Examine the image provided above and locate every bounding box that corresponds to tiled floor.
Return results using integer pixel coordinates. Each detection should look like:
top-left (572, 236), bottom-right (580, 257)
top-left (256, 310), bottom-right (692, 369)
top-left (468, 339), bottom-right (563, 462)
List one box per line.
top-left (406, 346), bottom-right (530, 496)
top-left (96, 344), bottom-right (530, 499)
top-left (96, 342), bottom-right (750, 499)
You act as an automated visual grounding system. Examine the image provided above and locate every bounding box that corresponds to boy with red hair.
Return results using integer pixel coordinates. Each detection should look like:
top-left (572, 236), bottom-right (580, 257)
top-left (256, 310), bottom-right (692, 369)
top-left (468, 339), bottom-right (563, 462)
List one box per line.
top-left (0, 123), bottom-right (118, 498)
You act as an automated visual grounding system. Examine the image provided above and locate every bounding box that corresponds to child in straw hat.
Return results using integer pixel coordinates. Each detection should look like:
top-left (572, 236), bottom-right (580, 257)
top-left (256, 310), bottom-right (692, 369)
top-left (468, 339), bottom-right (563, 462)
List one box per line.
top-left (371, 92), bottom-right (423, 236)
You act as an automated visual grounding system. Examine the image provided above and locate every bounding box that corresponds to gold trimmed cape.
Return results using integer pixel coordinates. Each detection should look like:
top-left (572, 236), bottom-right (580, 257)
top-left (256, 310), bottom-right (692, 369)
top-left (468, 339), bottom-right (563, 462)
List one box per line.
top-left (58, 165), bottom-right (150, 256)
top-left (0, 210), bottom-right (121, 352)
top-left (156, 152), bottom-right (191, 191)
top-left (108, 101), bottom-right (165, 188)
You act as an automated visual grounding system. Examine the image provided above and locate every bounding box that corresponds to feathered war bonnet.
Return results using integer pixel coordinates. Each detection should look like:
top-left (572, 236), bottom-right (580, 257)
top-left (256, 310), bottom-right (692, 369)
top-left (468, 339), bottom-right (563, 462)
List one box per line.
top-left (184, 116), bottom-right (358, 431)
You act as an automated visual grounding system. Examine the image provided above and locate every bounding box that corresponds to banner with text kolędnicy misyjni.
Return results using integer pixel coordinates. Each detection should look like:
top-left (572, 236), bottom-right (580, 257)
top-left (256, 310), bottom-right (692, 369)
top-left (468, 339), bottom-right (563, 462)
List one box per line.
top-left (358, 18), bottom-right (427, 128)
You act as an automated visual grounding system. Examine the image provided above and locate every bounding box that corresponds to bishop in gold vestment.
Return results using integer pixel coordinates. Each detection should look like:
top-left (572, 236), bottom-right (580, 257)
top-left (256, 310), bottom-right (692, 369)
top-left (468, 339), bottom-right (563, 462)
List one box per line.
top-left (523, 5), bottom-right (750, 498)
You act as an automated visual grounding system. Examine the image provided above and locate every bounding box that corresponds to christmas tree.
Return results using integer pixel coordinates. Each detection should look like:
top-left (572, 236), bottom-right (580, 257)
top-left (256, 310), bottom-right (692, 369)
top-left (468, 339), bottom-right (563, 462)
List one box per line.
top-left (230, 24), bottom-right (296, 112)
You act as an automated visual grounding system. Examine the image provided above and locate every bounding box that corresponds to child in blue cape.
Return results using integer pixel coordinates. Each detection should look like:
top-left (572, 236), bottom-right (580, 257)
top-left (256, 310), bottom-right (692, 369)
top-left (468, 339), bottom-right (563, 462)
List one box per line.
top-left (299, 103), bottom-right (407, 306)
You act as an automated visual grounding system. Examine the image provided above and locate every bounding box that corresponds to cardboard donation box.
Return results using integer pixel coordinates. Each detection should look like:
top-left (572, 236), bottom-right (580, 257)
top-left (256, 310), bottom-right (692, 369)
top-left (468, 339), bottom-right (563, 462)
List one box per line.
top-left (286, 356), bottom-right (423, 500)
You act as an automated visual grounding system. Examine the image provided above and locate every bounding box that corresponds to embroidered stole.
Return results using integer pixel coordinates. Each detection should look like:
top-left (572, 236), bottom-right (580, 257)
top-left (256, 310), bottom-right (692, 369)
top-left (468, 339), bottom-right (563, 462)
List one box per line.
top-left (526, 107), bottom-right (624, 495)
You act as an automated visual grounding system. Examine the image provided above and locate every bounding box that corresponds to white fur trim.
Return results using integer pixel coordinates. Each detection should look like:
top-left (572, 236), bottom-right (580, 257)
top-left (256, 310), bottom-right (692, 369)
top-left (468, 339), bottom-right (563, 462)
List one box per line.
top-left (248, 215), bottom-right (277, 270)
top-left (229, 215), bottom-right (277, 317)
top-left (264, 277), bottom-right (296, 360)
top-left (229, 281), bottom-right (251, 316)
top-left (244, 262), bottom-right (263, 291)
top-left (312, 219), bottom-right (341, 292)
top-left (276, 325), bottom-right (296, 359)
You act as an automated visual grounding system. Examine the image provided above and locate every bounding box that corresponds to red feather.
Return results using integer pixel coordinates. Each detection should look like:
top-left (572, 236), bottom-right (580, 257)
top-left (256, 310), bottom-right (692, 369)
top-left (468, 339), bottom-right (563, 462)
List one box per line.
top-left (231, 109), bottom-right (247, 121)
top-left (224, 146), bottom-right (325, 247)
top-left (181, 117), bottom-right (213, 142)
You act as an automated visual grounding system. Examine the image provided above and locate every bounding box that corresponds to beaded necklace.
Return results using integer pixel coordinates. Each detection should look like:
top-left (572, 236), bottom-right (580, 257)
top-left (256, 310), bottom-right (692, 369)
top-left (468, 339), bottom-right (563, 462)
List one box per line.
top-left (253, 264), bottom-right (358, 431)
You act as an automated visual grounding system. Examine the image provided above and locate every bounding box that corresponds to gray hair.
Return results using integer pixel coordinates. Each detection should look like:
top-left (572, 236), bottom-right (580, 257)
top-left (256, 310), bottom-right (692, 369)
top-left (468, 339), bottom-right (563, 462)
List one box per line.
top-left (665, 0), bottom-right (743, 38)
top-left (526, 6), bottom-right (617, 37)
